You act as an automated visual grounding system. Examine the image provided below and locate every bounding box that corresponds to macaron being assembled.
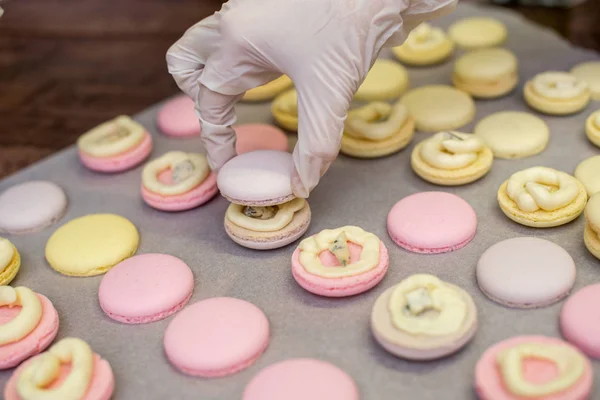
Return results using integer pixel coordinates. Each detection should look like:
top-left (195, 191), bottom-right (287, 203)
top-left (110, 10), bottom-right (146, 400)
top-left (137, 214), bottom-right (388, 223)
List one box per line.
top-left (78, 115), bottom-right (153, 172)
top-left (371, 274), bottom-right (477, 360)
top-left (561, 284), bottom-right (600, 359)
top-left (575, 155), bottom-right (600, 197)
top-left (156, 95), bottom-right (200, 137)
top-left (411, 131), bottom-right (494, 186)
top-left (392, 23), bottom-right (454, 66)
top-left (0, 286), bottom-right (59, 370)
top-left (524, 71), bottom-right (591, 115)
top-left (4, 337), bottom-right (114, 400)
top-left (497, 166), bottom-right (587, 228)
top-left (448, 17), bottom-right (507, 50)
top-left (242, 75), bottom-right (293, 102)
top-left (584, 193), bottom-right (600, 260)
top-left (141, 151), bottom-right (218, 212)
top-left (475, 336), bottom-right (592, 400)
top-left (0, 181), bottom-right (67, 234)
top-left (453, 48), bottom-right (518, 99)
top-left (477, 237), bottom-right (576, 308)
top-left (585, 109), bottom-right (600, 148)
top-left (292, 226), bottom-right (389, 297)
top-left (271, 89), bottom-right (298, 132)
top-left (164, 297), bottom-right (269, 377)
top-left (388, 192), bottom-right (477, 253)
top-left (235, 123), bottom-right (289, 154)
top-left (243, 359), bottom-right (359, 400)
top-left (571, 61), bottom-right (600, 101)
top-left (474, 111), bottom-right (549, 159)
top-left (0, 238), bottom-right (20, 285)
top-left (354, 59), bottom-right (409, 101)
top-left (99, 253), bottom-right (194, 324)
top-left (400, 85), bottom-right (475, 133)
top-left (45, 213), bottom-right (139, 276)
top-left (341, 101), bottom-right (415, 158)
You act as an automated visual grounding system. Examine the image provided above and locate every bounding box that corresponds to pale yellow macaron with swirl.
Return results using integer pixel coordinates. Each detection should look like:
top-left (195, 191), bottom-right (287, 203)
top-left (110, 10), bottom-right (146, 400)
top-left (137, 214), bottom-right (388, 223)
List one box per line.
top-left (243, 75), bottom-right (293, 102)
top-left (341, 101), bottom-right (415, 158)
top-left (498, 166), bottom-right (588, 228)
top-left (453, 48), bottom-right (518, 99)
top-left (0, 237), bottom-right (20, 285)
top-left (392, 23), bottom-right (454, 66)
top-left (271, 89), bottom-right (298, 132)
top-left (411, 131), bottom-right (493, 186)
top-left (584, 193), bottom-right (600, 260)
top-left (585, 109), bottom-right (600, 148)
top-left (524, 71), bottom-right (591, 115)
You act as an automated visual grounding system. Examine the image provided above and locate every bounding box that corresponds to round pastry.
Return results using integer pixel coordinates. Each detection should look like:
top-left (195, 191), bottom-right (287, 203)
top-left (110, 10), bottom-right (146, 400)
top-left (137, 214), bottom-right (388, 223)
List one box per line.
top-left (400, 85), bottom-right (475, 133)
top-left (475, 336), bottom-right (592, 400)
top-left (474, 111), bottom-right (549, 159)
top-left (271, 89), bottom-right (298, 132)
top-left (235, 123), bottom-right (289, 154)
top-left (0, 181), bottom-right (67, 234)
top-left (371, 274), bottom-right (477, 360)
top-left (571, 61), bottom-right (600, 101)
top-left (561, 283), bottom-right (600, 359)
top-left (341, 101), bottom-right (415, 158)
top-left (477, 237), bottom-right (575, 308)
top-left (0, 286), bottom-right (59, 370)
top-left (243, 359), bottom-right (359, 400)
top-left (452, 48), bottom-right (518, 99)
top-left (45, 213), bottom-right (139, 276)
top-left (392, 23), bottom-right (454, 66)
top-left (78, 115), bottom-right (153, 172)
top-left (388, 192), bottom-right (477, 253)
top-left (575, 155), bottom-right (600, 196)
top-left (585, 109), bottom-right (600, 148)
top-left (98, 253), bottom-right (194, 324)
top-left (354, 59), bottom-right (409, 101)
top-left (448, 17), bottom-right (507, 50)
top-left (497, 166), bottom-right (587, 228)
top-left (291, 226), bottom-right (389, 297)
top-left (4, 337), bottom-right (114, 400)
top-left (584, 193), bottom-right (600, 260)
top-left (524, 71), bottom-right (591, 115)
top-left (164, 297), bottom-right (269, 377)
top-left (141, 151), bottom-right (218, 212)
top-left (242, 75), bottom-right (293, 102)
top-left (411, 131), bottom-right (494, 186)
top-left (156, 95), bottom-right (201, 137)
top-left (0, 238), bottom-right (20, 285)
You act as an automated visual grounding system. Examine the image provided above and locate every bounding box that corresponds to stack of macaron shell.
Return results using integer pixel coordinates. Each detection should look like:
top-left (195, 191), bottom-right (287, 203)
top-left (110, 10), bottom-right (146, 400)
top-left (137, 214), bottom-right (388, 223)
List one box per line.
top-left (77, 115), bottom-right (153, 173)
top-left (341, 101), bottom-right (415, 159)
top-left (219, 151), bottom-right (311, 250)
top-left (354, 59), bottom-right (409, 101)
top-left (156, 95), bottom-right (201, 137)
top-left (4, 337), bottom-right (115, 400)
top-left (583, 193), bottom-right (600, 260)
top-left (371, 274), bottom-right (477, 360)
top-left (392, 23), bottom-right (454, 66)
top-left (448, 17), bottom-right (507, 50)
top-left (524, 71), bottom-right (591, 115)
top-left (585, 109), bottom-right (600, 148)
top-left (0, 286), bottom-right (59, 370)
top-left (561, 284), bottom-right (600, 359)
top-left (272, 89), bottom-right (299, 132)
top-left (141, 151), bottom-right (218, 212)
top-left (242, 75), bottom-right (294, 102)
top-left (0, 238), bottom-right (20, 285)
top-left (291, 226), bottom-right (389, 297)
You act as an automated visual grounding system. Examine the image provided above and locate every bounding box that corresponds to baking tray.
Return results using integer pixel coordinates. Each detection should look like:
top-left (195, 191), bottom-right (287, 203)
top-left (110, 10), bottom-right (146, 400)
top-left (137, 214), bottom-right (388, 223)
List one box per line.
top-left (1, 3), bottom-right (600, 399)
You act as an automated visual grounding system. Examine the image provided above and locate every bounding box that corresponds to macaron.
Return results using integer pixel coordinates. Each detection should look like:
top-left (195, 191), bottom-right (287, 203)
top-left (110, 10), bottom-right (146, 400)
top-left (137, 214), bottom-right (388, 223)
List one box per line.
top-left (411, 131), bottom-right (494, 186)
top-left (354, 59), bottom-right (409, 101)
top-left (497, 166), bottom-right (587, 228)
top-left (156, 95), bottom-right (201, 137)
top-left (475, 336), bottom-right (593, 400)
top-left (98, 253), bottom-right (194, 324)
top-left (392, 23), bottom-right (454, 66)
top-left (0, 286), bottom-right (59, 370)
top-left (371, 274), bottom-right (477, 360)
top-left (271, 89), bottom-right (298, 132)
top-left (575, 155), bottom-right (600, 197)
top-left (4, 337), bottom-right (114, 400)
top-left (235, 123), bottom-right (289, 154)
top-left (164, 297), bottom-right (269, 377)
top-left (400, 85), bottom-right (475, 133)
top-left (585, 109), bottom-right (600, 148)
top-left (45, 213), bottom-right (139, 276)
top-left (291, 226), bottom-right (389, 297)
top-left (78, 115), bottom-right (153, 172)
top-left (584, 193), bottom-right (600, 260)
top-left (561, 284), bottom-right (600, 359)
top-left (448, 17), bottom-right (507, 50)
top-left (388, 192), bottom-right (477, 254)
top-left (243, 359), bottom-right (359, 400)
top-left (0, 238), bottom-right (20, 285)
top-left (524, 71), bottom-right (591, 115)
top-left (452, 48), bottom-right (518, 99)
top-left (0, 181), bottom-right (67, 234)
top-left (474, 111), bottom-right (549, 159)
top-left (341, 101), bottom-right (415, 158)
top-left (141, 151), bottom-right (218, 212)
top-left (477, 237), bottom-right (576, 308)
top-left (571, 61), bottom-right (600, 101)
top-left (242, 75), bottom-right (294, 102)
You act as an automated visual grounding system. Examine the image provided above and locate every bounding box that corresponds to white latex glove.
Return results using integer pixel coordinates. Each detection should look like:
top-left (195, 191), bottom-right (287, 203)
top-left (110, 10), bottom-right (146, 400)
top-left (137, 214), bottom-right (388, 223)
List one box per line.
top-left (167, 0), bottom-right (456, 198)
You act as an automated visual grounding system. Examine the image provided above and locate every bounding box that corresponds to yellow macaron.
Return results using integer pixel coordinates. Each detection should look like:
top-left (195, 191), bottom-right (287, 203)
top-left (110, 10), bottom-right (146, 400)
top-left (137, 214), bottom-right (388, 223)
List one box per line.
top-left (453, 48), bottom-right (518, 99)
top-left (0, 237), bottom-right (20, 285)
top-left (355, 59), bottom-right (409, 102)
top-left (392, 23), bottom-right (454, 66)
top-left (448, 17), bottom-right (507, 50)
top-left (243, 75), bottom-right (293, 102)
top-left (585, 109), bottom-right (600, 148)
top-left (271, 89), bottom-right (298, 132)
top-left (584, 193), bottom-right (600, 260)
top-left (524, 71), bottom-right (591, 115)
top-left (575, 155), bottom-right (600, 197)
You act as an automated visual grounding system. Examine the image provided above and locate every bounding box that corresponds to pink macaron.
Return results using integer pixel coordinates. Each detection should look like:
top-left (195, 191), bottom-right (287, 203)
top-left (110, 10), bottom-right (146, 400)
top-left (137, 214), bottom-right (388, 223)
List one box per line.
top-left (164, 297), bottom-right (269, 378)
top-left (235, 124), bottom-right (289, 155)
top-left (387, 191), bottom-right (477, 253)
top-left (156, 95), bottom-right (201, 137)
top-left (99, 253), bottom-right (194, 324)
top-left (561, 283), bottom-right (600, 359)
top-left (79, 133), bottom-right (153, 173)
top-left (0, 293), bottom-right (59, 370)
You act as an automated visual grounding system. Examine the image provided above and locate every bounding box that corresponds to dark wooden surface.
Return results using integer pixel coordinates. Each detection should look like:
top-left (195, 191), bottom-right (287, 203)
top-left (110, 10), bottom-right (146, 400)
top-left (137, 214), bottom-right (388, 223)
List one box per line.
top-left (0, 0), bottom-right (599, 178)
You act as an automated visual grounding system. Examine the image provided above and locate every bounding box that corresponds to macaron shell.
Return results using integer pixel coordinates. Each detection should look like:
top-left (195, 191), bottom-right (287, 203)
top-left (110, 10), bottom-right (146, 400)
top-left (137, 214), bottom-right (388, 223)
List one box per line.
top-left (0, 294), bottom-right (59, 370)
top-left (585, 191), bottom-right (600, 232)
top-left (392, 37), bottom-right (454, 66)
top-left (524, 80), bottom-right (590, 116)
top-left (561, 284), bottom-right (600, 358)
top-left (354, 59), bottom-right (409, 101)
top-left (575, 155), bottom-right (600, 196)
top-left (141, 172), bottom-right (218, 212)
top-left (448, 17), bottom-right (507, 49)
top-left (78, 132), bottom-right (153, 173)
top-left (156, 95), bottom-right (201, 137)
top-left (242, 75), bottom-right (294, 102)
top-left (571, 61), bottom-right (600, 101)
top-left (583, 224), bottom-right (600, 260)
top-left (234, 124), bottom-right (289, 154)
top-left (340, 117), bottom-right (415, 159)
top-left (0, 245), bottom-right (20, 286)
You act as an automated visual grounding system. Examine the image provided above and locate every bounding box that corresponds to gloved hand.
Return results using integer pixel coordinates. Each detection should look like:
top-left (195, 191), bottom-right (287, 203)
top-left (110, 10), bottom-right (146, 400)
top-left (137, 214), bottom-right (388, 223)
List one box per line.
top-left (166, 0), bottom-right (456, 198)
